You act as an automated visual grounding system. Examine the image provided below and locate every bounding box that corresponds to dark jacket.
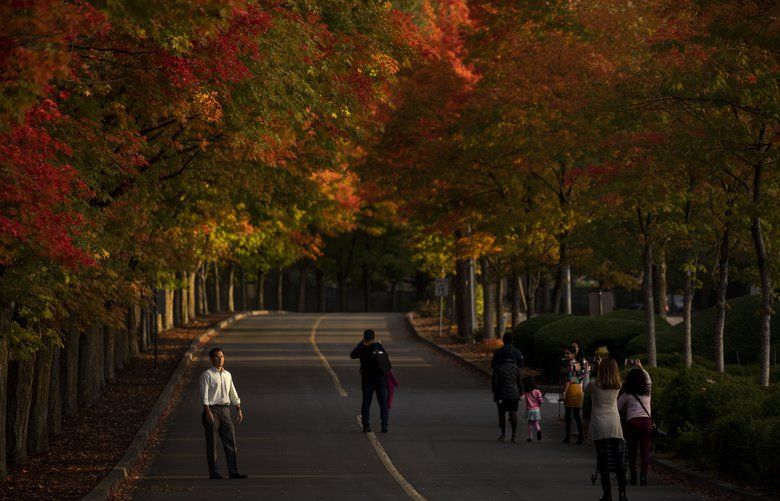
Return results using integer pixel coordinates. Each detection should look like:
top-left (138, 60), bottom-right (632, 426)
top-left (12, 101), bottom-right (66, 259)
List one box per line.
top-left (491, 345), bottom-right (524, 401)
top-left (350, 341), bottom-right (387, 378)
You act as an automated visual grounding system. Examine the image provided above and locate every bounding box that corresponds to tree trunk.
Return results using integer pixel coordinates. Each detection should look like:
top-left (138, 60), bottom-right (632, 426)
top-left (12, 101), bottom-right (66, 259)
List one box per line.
top-left (0, 301), bottom-right (13, 478)
top-left (480, 257), bottom-right (495, 340)
top-left (227, 264), bottom-right (235, 313)
top-left (8, 357), bottom-right (35, 463)
top-left (656, 248), bottom-right (668, 320)
top-left (104, 326), bottom-right (115, 381)
top-left (390, 281), bottom-right (398, 312)
top-left (338, 275), bottom-right (347, 312)
top-left (49, 346), bottom-right (63, 436)
top-left (495, 276), bottom-right (504, 338)
top-left (750, 163), bottom-right (772, 387)
top-left (298, 267), bottom-right (307, 313)
top-left (128, 305), bottom-right (140, 358)
top-left (714, 218), bottom-right (730, 373)
top-left (551, 242), bottom-right (567, 313)
top-left (29, 344), bottom-right (53, 454)
top-left (238, 267), bottom-right (246, 311)
top-left (276, 267), bottom-right (284, 311)
top-left (188, 272), bottom-right (197, 320)
top-left (114, 322), bottom-right (129, 371)
top-left (455, 251), bottom-right (471, 340)
top-left (173, 281), bottom-right (182, 328)
top-left (316, 268), bottom-right (325, 312)
top-left (642, 242), bottom-right (657, 367)
top-left (683, 260), bottom-right (695, 368)
top-left (165, 289), bottom-right (175, 330)
top-left (198, 264), bottom-right (209, 316)
top-left (526, 271), bottom-right (539, 319)
top-left (79, 324), bottom-right (105, 406)
top-left (140, 309), bottom-right (149, 352)
top-left (256, 269), bottom-right (265, 310)
top-left (541, 274), bottom-right (551, 313)
top-left (63, 330), bottom-right (79, 417)
top-left (510, 272), bottom-right (521, 328)
top-left (362, 264), bottom-right (370, 313)
top-left (213, 261), bottom-right (222, 313)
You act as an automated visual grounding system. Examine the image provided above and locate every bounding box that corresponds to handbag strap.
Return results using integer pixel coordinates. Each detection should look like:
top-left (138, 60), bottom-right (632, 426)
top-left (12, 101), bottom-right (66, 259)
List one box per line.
top-left (632, 393), bottom-right (652, 420)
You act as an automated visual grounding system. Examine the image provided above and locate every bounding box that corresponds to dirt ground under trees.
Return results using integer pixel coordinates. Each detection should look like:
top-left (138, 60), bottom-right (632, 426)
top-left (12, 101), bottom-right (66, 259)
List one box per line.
top-left (0, 314), bottom-right (230, 501)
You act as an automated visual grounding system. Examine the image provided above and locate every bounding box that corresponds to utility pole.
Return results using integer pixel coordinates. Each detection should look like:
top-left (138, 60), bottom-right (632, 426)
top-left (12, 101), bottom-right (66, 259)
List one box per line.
top-left (565, 265), bottom-right (572, 315)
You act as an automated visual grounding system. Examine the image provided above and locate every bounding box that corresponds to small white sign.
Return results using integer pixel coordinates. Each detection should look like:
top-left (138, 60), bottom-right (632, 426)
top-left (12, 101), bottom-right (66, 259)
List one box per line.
top-left (434, 278), bottom-right (449, 297)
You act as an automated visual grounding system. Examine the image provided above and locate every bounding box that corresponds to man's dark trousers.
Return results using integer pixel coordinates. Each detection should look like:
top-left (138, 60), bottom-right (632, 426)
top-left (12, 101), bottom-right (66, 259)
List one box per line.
top-left (361, 375), bottom-right (389, 429)
top-left (202, 405), bottom-right (239, 475)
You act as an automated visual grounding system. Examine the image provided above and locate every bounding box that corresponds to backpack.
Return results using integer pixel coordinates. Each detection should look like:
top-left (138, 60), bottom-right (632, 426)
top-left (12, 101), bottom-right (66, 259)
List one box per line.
top-left (371, 345), bottom-right (392, 373)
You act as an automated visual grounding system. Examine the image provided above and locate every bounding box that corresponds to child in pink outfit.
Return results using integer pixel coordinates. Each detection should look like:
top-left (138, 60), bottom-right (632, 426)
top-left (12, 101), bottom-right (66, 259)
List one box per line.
top-left (523, 378), bottom-right (544, 442)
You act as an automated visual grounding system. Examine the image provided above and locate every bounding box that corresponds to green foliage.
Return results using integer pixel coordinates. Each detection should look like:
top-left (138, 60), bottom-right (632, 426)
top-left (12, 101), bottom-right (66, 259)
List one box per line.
top-left (603, 309), bottom-right (671, 328)
top-left (533, 316), bottom-right (644, 374)
top-left (626, 330), bottom-right (683, 357)
top-left (511, 314), bottom-right (567, 363)
top-left (665, 295), bottom-right (780, 363)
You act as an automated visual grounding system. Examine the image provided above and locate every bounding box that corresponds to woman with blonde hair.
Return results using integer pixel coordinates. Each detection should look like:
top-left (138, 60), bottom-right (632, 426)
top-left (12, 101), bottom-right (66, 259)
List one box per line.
top-left (585, 357), bottom-right (627, 501)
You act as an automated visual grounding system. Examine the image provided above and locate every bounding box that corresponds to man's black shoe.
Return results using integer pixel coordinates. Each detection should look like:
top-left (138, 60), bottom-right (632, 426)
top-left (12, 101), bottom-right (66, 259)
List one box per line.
top-left (381, 425), bottom-right (388, 433)
top-left (209, 473), bottom-right (223, 479)
top-left (362, 427), bottom-right (372, 433)
top-left (229, 473), bottom-right (248, 479)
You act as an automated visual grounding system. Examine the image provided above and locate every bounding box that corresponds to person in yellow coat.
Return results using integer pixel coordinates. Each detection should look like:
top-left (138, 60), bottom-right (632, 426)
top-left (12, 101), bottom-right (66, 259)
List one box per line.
top-left (561, 345), bottom-right (588, 443)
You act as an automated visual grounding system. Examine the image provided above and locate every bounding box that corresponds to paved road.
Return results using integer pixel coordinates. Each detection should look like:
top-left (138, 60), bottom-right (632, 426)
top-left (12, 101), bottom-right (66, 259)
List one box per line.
top-left (133, 313), bottom-right (701, 500)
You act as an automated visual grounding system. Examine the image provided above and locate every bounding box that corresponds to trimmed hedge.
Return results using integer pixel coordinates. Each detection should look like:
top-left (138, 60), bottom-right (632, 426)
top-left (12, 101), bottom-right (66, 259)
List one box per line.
top-left (625, 330), bottom-right (683, 358)
top-left (665, 294), bottom-right (780, 363)
top-left (603, 309), bottom-right (672, 329)
top-left (533, 316), bottom-right (644, 374)
top-left (511, 314), bottom-right (567, 363)
top-left (652, 368), bottom-right (780, 491)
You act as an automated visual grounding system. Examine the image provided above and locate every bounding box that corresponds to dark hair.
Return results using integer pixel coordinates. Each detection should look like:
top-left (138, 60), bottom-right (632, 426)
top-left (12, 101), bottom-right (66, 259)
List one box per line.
top-left (620, 368), bottom-right (651, 396)
top-left (523, 377), bottom-right (537, 393)
top-left (363, 329), bottom-right (375, 341)
top-left (502, 332), bottom-right (513, 345)
top-left (209, 347), bottom-right (224, 358)
top-left (571, 340), bottom-right (585, 363)
top-left (563, 345), bottom-right (573, 355)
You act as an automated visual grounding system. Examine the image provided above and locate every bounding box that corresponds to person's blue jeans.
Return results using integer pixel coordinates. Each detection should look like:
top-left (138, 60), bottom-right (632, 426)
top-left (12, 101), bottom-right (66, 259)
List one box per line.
top-left (361, 375), bottom-right (389, 429)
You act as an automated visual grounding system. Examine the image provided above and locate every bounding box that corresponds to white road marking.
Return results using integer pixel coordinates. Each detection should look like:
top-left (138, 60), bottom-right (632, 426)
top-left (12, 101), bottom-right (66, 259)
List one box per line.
top-left (310, 315), bottom-right (348, 397)
top-left (356, 415), bottom-right (427, 501)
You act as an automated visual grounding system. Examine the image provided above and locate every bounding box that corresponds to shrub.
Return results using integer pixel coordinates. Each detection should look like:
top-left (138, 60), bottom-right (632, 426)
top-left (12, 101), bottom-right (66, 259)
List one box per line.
top-left (511, 314), bottom-right (567, 364)
top-left (603, 309), bottom-right (673, 329)
top-left (667, 294), bottom-right (780, 363)
top-left (625, 330), bottom-right (684, 357)
top-left (533, 316), bottom-right (644, 375)
top-left (708, 413), bottom-right (771, 482)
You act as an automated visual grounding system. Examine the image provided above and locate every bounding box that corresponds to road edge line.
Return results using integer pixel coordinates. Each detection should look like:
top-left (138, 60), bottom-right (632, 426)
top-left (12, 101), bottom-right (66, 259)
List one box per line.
top-left (82, 310), bottom-right (270, 500)
top-left (356, 415), bottom-right (427, 501)
top-left (310, 315), bottom-right (348, 397)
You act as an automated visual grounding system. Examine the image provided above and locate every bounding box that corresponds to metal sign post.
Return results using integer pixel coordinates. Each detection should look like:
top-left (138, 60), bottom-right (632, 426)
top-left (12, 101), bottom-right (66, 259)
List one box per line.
top-left (434, 278), bottom-right (449, 338)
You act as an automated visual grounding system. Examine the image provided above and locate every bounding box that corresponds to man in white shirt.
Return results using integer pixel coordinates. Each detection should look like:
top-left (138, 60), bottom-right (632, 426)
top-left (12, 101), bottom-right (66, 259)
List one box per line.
top-left (200, 347), bottom-right (247, 479)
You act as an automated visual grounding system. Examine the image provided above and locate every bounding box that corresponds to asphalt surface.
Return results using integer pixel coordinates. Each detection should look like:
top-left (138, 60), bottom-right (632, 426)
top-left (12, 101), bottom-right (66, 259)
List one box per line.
top-left (133, 313), bottom-right (702, 500)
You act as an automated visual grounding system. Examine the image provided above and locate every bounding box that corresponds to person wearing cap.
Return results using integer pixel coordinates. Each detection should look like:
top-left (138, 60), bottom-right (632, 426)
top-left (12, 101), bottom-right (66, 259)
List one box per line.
top-left (350, 329), bottom-right (390, 433)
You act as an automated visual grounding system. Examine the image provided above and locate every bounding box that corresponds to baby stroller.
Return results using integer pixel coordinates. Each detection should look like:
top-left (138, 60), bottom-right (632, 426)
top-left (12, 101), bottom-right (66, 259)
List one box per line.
top-left (590, 439), bottom-right (629, 485)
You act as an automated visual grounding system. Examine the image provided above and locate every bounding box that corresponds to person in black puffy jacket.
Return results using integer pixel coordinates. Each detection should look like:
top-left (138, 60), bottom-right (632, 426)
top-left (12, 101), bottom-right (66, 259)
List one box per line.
top-left (491, 332), bottom-right (524, 442)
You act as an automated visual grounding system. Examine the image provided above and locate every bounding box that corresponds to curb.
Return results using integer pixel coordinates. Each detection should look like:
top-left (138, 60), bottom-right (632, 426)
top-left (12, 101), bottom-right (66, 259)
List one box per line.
top-left (403, 312), bottom-right (777, 501)
top-left (403, 313), bottom-right (491, 380)
top-left (651, 458), bottom-right (778, 501)
top-left (83, 310), bottom-right (268, 500)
